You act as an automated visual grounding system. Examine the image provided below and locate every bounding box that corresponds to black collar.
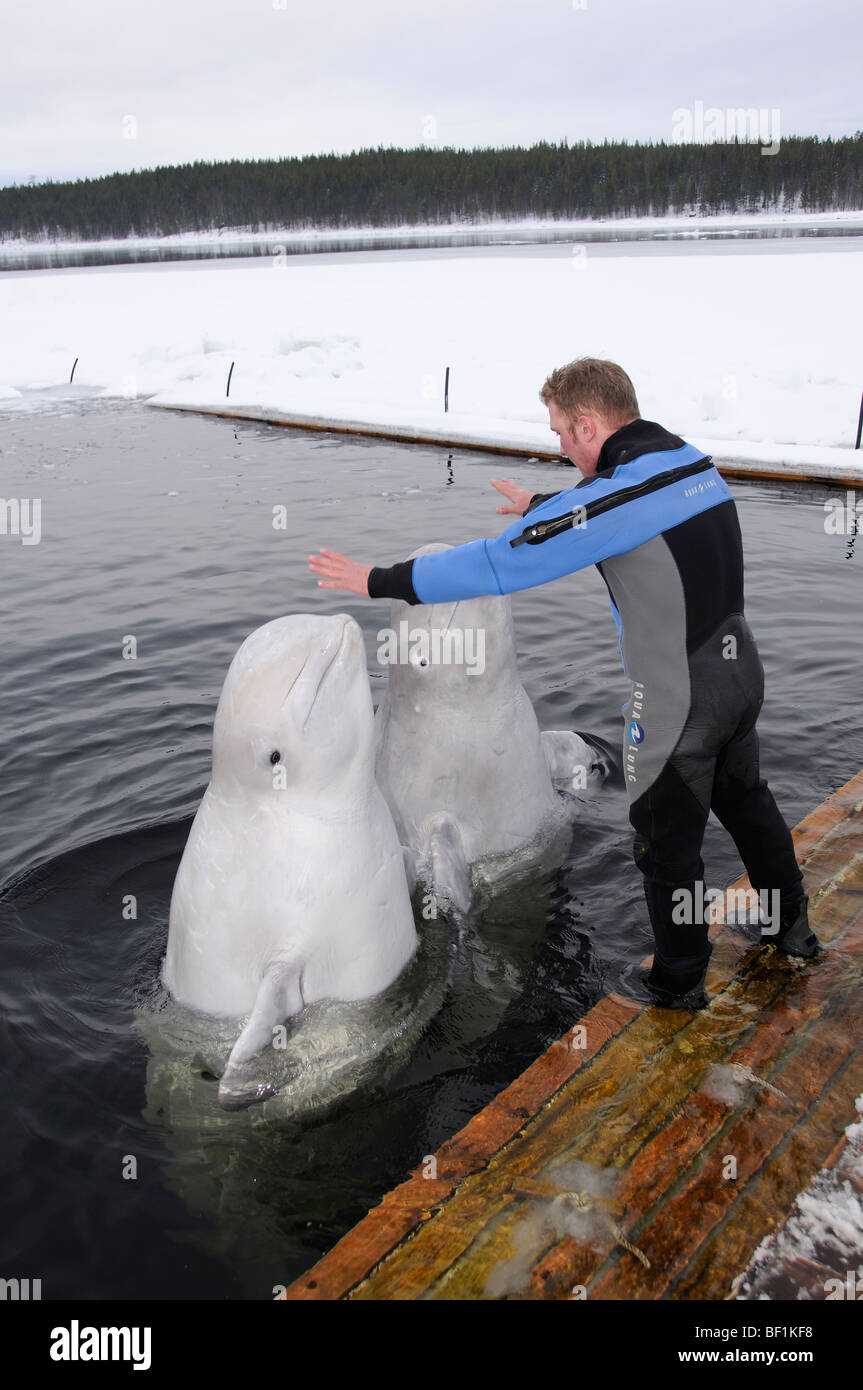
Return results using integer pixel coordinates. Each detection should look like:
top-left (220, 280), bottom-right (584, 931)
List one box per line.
top-left (596, 418), bottom-right (687, 475)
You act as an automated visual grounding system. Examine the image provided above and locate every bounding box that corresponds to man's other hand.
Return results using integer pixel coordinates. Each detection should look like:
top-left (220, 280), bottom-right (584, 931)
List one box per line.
top-left (490, 478), bottom-right (536, 515)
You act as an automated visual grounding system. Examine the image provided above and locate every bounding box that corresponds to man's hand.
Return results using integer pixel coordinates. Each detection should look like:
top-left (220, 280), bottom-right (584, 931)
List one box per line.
top-left (490, 477), bottom-right (535, 516)
top-left (308, 549), bottom-right (373, 596)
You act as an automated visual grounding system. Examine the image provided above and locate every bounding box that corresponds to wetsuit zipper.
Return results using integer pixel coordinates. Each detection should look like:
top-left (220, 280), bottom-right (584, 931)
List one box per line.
top-left (510, 455), bottom-right (715, 547)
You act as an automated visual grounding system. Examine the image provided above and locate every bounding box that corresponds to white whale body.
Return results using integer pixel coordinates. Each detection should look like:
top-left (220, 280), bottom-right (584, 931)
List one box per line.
top-left (164, 612), bottom-right (419, 1109)
top-left (374, 543), bottom-right (607, 912)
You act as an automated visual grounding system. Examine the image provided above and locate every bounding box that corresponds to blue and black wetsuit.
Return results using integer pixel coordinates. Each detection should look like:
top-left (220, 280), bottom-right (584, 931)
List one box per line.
top-left (368, 418), bottom-right (804, 990)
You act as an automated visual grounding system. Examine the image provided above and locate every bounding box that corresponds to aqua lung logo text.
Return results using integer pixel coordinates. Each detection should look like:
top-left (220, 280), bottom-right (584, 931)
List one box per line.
top-left (626, 687), bottom-right (646, 784)
top-left (683, 478), bottom-right (717, 499)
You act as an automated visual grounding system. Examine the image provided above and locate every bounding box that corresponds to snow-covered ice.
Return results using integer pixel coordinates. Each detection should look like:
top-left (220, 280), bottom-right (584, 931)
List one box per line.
top-left (1, 218), bottom-right (862, 479)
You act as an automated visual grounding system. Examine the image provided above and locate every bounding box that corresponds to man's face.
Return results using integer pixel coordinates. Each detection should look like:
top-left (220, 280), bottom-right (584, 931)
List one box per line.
top-left (547, 399), bottom-right (599, 478)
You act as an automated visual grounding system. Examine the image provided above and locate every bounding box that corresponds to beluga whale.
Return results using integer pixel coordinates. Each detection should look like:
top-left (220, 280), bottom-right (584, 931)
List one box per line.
top-left (163, 612), bottom-right (420, 1110)
top-left (373, 543), bottom-right (610, 914)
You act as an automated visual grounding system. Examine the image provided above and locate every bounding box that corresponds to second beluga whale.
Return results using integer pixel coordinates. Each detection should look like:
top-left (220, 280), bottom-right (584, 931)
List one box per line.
top-left (373, 543), bottom-right (610, 913)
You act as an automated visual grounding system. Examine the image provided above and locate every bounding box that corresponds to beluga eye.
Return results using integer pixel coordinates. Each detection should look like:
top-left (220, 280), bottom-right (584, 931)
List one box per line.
top-left (270, 750), bottom-right (282, 765)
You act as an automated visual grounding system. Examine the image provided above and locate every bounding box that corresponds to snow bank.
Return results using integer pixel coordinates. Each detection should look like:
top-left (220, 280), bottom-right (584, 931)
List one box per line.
top-left (1, 235), bottom-right (862, 478)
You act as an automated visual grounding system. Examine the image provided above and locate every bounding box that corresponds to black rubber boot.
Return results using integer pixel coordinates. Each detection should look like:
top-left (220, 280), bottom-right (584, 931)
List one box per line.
top-left (769, 895), bottom-right (820, 958)
top-left (620, 959), bottom-right (710, 1010)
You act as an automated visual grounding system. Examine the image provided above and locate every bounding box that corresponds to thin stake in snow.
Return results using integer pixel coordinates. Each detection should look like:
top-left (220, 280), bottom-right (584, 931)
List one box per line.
top-left (226, 361), bottom-right (235, 398)
top-left (69, 357), bottom-right (78, 383)
top-left (855, 389), bottom-right (863, 449)
top-left (444, 365), bottom-right (449, 413)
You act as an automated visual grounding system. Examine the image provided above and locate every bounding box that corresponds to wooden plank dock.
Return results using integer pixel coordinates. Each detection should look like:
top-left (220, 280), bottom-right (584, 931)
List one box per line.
top-left (279, 769), bottom-right (863, 1301)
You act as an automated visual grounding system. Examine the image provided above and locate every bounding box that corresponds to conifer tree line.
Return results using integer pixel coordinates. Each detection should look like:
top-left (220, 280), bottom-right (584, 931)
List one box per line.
top-left (0, 136), bottom-right (860, 242)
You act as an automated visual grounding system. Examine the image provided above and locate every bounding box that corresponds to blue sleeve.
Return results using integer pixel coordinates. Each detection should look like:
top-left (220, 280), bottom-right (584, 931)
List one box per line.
top-left (410, 452), bottom-right (728, 604)
top-left (411, 487), bottom-right (629, 602)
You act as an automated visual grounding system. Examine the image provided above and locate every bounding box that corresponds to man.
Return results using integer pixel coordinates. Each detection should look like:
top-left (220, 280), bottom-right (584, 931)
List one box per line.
top-left (309, 357), bottom-right (819, 1009)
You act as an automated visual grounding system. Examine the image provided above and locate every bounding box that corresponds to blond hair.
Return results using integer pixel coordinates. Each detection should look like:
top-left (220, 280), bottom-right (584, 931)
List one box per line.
top-left (540, 358), bottom-right (640, 429)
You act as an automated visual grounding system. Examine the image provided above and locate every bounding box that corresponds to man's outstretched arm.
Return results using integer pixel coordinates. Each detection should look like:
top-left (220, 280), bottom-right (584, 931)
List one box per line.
top-left (308, 477), bottom-right (544, 603)
top-left (309, 440), bottom-right (723, 603)
top-left (309, 474), bottom-right (602, 605)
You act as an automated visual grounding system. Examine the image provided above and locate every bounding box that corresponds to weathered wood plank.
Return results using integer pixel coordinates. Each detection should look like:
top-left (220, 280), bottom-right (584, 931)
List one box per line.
top-left (279, 769), bottom-right (863, 1302)
top-left (587, 987), bottom-right (863, 1300)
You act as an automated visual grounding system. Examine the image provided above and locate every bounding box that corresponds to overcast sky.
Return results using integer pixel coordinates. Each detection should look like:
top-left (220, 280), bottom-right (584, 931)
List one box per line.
top-left (2, 0), bottom-right (859, 187)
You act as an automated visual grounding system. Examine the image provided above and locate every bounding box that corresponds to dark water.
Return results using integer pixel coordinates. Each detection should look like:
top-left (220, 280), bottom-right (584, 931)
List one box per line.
top-left (2, 219), bottom-right (861, 273)
top-left (0, 394), bottom-right (860, 1299)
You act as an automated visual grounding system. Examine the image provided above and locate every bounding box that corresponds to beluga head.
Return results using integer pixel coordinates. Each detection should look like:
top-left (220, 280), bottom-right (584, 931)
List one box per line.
top-left (212, 612), bottom-right (373, 804)
top-left (377, 543), bottom-right (520, 711)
